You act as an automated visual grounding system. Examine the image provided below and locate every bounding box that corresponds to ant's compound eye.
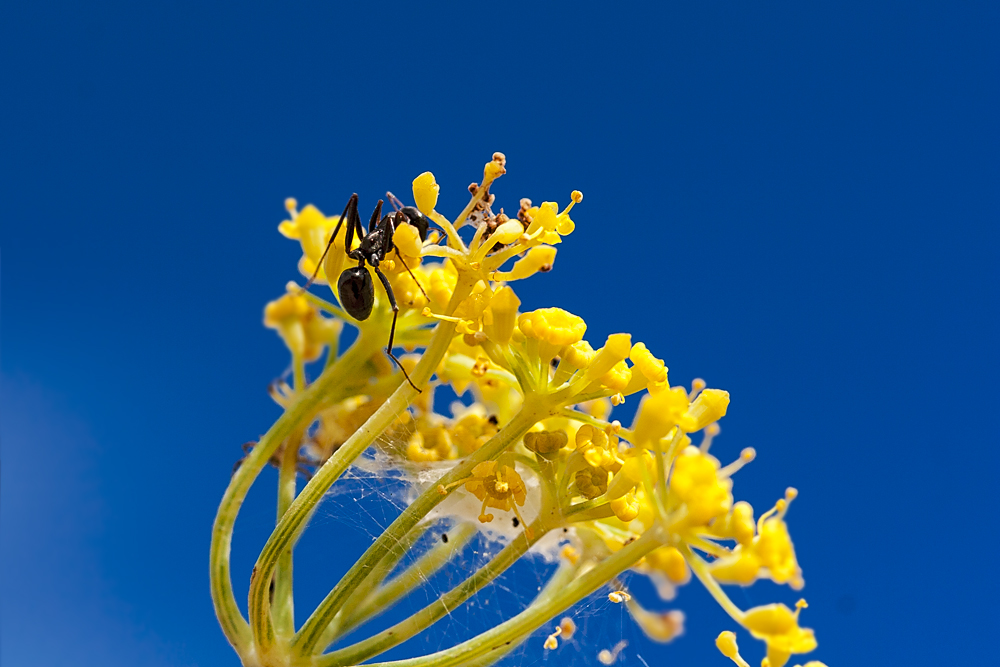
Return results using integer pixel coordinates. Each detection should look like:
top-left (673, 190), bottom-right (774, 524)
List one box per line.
top-left (338, 267), bottom-right (375, 321)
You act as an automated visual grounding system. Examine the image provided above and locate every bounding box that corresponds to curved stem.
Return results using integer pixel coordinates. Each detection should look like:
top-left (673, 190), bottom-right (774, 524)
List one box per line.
top-left (679, 543), bottom-right (746, 624)
top-left (320, 522), bottom-right (550, 666)
top-left (209, 334), bottom-right (381, 654)
top-left (337, 522), bottom-right (478, 639)
top-left (273, 354), bottom-right (306, 638)
top-left (273, 426), bottom-right (302, 638)
top-left (361, 529), bottom-right (660, 667)
top-left (250, 277), bottom-right (477, 656)
top-left (319, 522), bottom-right (431, 646)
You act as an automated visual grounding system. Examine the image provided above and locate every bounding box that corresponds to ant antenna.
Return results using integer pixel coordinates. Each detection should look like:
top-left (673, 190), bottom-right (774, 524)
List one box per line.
top-left (386, 191), bottom-right (405, 212)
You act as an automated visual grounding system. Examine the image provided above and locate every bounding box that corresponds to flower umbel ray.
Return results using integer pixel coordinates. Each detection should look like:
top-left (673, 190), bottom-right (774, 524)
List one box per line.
top-left (208, 153), bottom-right (827, 667)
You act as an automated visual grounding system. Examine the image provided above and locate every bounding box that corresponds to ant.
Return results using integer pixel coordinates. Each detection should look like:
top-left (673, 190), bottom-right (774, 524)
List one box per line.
top-left (307, 194), bottom-right (429, 391)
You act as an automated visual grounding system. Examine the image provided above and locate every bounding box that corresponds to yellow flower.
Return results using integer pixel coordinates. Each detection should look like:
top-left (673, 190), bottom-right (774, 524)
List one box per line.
top-left (629, 342), bottom-right (668, 385)
top-left (742, 601), bottom-right (817, 667)
top-left (390, 220), bottom-right (424, 260)
top-left (461, 458), bottom-right (528, 527)
top-left (518, 308), bottom-right (587, 362)
top-left (628, 605), bottom-right (684, 645)
top-left (600, 360), bottom-right (633, 392)
top-left (482, 285), bottom-right (520, 345)
top-left (715, 631), bottom-right (751, 667)
top-left (669, 446), bottom-right (733, 525)
top-left (491, 245), bottom-right (557, 281)
top-left (579, 334), bottom-right (633, 390)
top-left (263, 292), bottom-right (339, 361)
top-left (632, 386), bottom-right (690, 444)
top-left (278, 202), bottom-right (344, 285)
top-left (523, 429), bottom-right (569, 456)
top-left (561, 340), bottom-right (597, 372)
top-left (606, 448), bottom-right (653, 499)
top-left (683, 388), bottom-right (730, 432)
top-left (711, 490), bottom-right (803, 588)
top-left (451, 412), bottom-right (499, 456)
top-left (645, 546), bottom-right (690, 585)
top-left (609, 491), bottom-right (640, 521)
top-left (574, 465), bottom-right (609, 499)
top-left (756, 510), bottom-right (802, 588)
top-left (388, 264), bottom-right (430, 310)
top-left (412, 171), bottom-right (439, 214)
top-left (406, 425), bottom-right (452, 462)
top-left (427, 261), bottom-right (458, 308)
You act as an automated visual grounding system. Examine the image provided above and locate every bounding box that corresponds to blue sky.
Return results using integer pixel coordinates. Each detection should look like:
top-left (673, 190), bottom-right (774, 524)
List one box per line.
top-left (2, 2), bottom-right (997, 666)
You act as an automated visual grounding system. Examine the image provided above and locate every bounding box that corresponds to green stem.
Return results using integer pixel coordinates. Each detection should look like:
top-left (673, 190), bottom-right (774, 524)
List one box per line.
top-left (457, 555), bottom-right (581, 667)
top-left (209, 334), bottom-right (380, 653)
top-left (273, 427), bottom-right (302, 637)
top-left (273, 357), bottom-right (307, 636)
top-left (337, 522), bottom-right (478, 639)
top-left (361, 529), bottom-right (661, 667)
top-left (292, 403), bottom-right (547, 656)
top-left (679, 543), bottom-right (746, 624)
top-left (320, 523), bottom-right (431, 645)
top-left (319, 522), bottom-right (550, 666)
top-left (251, 277), bottom-right (477, 656)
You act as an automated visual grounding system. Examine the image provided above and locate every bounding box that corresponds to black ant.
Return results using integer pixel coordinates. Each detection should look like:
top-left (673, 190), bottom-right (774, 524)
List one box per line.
top-left (307, 194), bottom-right (429, 391)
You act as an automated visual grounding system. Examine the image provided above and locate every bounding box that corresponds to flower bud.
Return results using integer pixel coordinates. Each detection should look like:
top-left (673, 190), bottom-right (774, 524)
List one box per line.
top-left (632, 386), bottom-right (690, 444)
top-left (682, 388), bottom-right (730, 432)
top-left (412, 171), bottom-right (439, 214)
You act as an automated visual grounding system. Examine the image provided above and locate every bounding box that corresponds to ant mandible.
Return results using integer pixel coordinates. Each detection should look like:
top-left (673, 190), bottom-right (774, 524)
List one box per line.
top-left (306, 194), bottom-right (429, 391)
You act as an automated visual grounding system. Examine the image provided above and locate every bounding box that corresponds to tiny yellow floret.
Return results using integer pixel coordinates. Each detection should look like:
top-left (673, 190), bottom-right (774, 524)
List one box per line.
top-left (683, 388), bottom-right (730, 432)
top-left (412, 171), bottom-right (439, 214)
top-left (632, 386), bottom-right (690, 444)
top-left (716, 631), bottom-right (751, 667)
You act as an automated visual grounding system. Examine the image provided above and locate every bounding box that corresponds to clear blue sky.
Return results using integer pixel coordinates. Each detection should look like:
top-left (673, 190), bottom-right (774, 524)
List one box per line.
top-left (2, 2), bottom-right (997, 666)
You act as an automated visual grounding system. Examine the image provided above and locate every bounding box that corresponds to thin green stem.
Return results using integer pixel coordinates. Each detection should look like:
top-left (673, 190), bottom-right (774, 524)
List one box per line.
top-left (679, 543), bottom-right (746, 624)
top-left (299, 288), bottom-right (352, 321)
top-left (427, 211), bottom-right (465, 251)
top-left (273, 354), bottom-right (306, 637)
top-left (273, 427), bottom-right (302, 638)
top-left (319, 522), bottom-right (550, 666)
top-left (448, 559), bottom-right (578, 667)
top-left (320, 523), bottom-right (432, 645)
top-left (339, 522), bottom-right (477, 638)
top-left (209, 334), bottom-right (380, 653)
top-left (360, 529), bottom-right (661, 667)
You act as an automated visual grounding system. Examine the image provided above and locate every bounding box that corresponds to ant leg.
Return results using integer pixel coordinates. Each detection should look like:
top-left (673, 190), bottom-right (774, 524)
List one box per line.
top-left (385, 211), bottom-right (430, 303)
top-left (394, 249), bottom-right (430, 302)
top-left (365, 199), bottom-right (384, 239)
top-left (305, 193), bottom-right (358, 289)
top-left (374, 266), bottom-right (421, 392)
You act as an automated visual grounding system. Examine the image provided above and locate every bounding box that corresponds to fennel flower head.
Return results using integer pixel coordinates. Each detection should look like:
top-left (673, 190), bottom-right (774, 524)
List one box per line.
top-left (210, 153), bottom-right (828, 667)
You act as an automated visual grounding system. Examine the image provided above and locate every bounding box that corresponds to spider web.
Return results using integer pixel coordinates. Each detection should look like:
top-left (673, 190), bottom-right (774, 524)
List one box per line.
top-left (296, 431), bottom-right (661, 667)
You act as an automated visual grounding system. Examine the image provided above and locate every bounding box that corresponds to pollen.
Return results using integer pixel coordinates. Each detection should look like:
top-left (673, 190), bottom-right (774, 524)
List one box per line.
top-left (543, 625), bottom-right (562, 650)
top-left (608, 590), bottom-right (631, 603)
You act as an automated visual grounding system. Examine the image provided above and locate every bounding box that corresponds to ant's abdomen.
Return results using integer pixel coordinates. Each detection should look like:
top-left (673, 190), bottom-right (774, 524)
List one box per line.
top-left (338, 266), bottom-right (375, 321)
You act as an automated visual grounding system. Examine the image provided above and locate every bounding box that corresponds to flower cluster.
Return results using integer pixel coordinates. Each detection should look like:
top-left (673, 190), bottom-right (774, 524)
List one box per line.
top-left (210, 154), bottom-right (827, 667)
